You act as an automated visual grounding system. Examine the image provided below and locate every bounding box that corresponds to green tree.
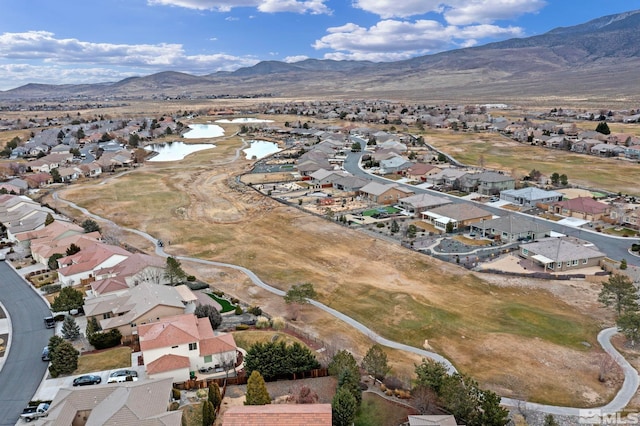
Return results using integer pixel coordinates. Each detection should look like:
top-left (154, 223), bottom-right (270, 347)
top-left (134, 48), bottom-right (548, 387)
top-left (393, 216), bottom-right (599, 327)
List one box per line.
top-left (331, 387), bottom-right (357, 426)
top-left (390, 220), bottom-right (400, 234)
top-left (245, 371), bottom-right (271, 405)
top-left (128, 133), bottom-right (140, 147)
top-left (337, 367), bottom-right (362, 406)
top-left (86, 316), bottom-right (101, 341)
top-left (328, 350), bottom-right (359, 378)
top-left (201, 400), bottom-right (215, 426)
top-left (544, 414), bottom-right (560, 426)
top-left (76, 128), bottom-right (85, 139)
top-left (284, 283), bottom-right (317, 305)
top-left (475, 389), bottom-right (510, 426)
top-left (596, 121), bottom-right (611, 135)
top-left (437, 152), bottom-right (447, 162)
top-left (50, 168), bottom-right (62, 183)
top-left (48, 335), bottom-right (64, 353)
top-left (48, 253), bottom-right (64, 270)
top-left (51, 287), bottom-right (84, 312)
top-left (620, 258), bottom-right (628, 270)
top-left (49, 340), bottom-right (79, 378)
top-left (165, 256), bottom-right (187, 285)
top-left (208, 382), bottom-right (222, 410)
top-left (165, 126), bottom-right (173, 135)
top-left (45, 213), bottom-right (55, 226)
top-left (61, 315), bottom-right (80, 340)
top-left (407, 224), bottom-right (417, 239)
top-left (81, 219), bottom-right (101, 233)
top-left (414, 359), bottom-right (449, 394)
top-left (194, 303), bottom-right (222, 330)
top-left (559, 174), bottom-right (568, 186)
top-left (66, 243), bottom-right (81, 256)
top-left (361, 344), bottom-right (390, 382)
top-left (550, 172), bottom-right (560, 185)
top-left (244, 341), bottom-right (320, 380)
top-left (350, 141), bottom-right (361, 152)
top-left (598, 274), bottom-right (639, 316)
top-left (617, 311), bottom-right (640, 347)
top-left (439, 373), bottom-right (480, 425)
top-left (445, 221), bottom-right (454, 233)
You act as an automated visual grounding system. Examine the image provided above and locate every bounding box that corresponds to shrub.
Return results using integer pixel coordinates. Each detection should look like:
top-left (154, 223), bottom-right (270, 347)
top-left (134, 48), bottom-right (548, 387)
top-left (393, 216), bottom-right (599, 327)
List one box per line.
top-left (376, 222), bottom-right (385, 228)
top-left (380, 384), bottom-right (387, 392)
top-left (385, 390), bottom-right (393, 396)
top-left (16, 265), bottom-right (21, 270)
top-left (186, 275), bottom-right (196, 282)
top-left (41, 283), bottom-right (62, 294)
top-left (230, 297), bottom-right (240, 304)
top-left (168, 401), bottom-right (180, 411)
top-left (235, 324), bottom-right (250, 331)
top-left (383, 376), bottom-right (405, 391)
top-left (172, 388), bottom-right (182, 401)
top-left (271, 316), bottom-right (285, 330)
top-left (89, 329), bottom-right (122, 349)
top-left (632, 243), bottom-right (640, 252)
top-left (213, 290), bottom-right (224, 297)
top-left (255, 316), bottom-right (270, 329)
top-left (248, 305), bottom-right (262, 316)
top-left (234, 305), bottom-right (243, 315)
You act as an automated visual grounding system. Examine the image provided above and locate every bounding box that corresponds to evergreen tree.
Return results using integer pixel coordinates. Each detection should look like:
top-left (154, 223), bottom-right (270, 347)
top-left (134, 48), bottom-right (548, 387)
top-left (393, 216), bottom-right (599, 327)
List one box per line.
top-left (201, 400), bottom-right (215, 426)
top-left (599, 274), bottom-right (639, 316)
top-left (48, 253), bottom-right (64, 270)
top-left (81, 219), bottom-right (101, 233)
top-left (245, 371), bottom-right (271, 405)
top-left (390, 220), bottom-right (400, 234)
top-left (331, 387), bottom-right (357, 426)
top-left (66, 243), bottom-right (81, 256)
top-left (49, 340), bottom-right (79, 378)
top-left (165, 256), bottom-right (187, 285)
top-left (48, 335), bottom-right (64, 353)
top-left (44, 213), bottom-right (55, 226)
top-left (617, 311), bottom-right (640, 347)
top-left (414, 359), bottom-right (449, 394)
top-left (595, 121), bottom-right (611, 135)
top-left (328, 350), bottom-right (359, 378)
top-left (61, 315), bottom-right (80, 340)
top-left (85, 316), bottom-right (101, 341)
top-left (208, 382), bottom-right (222, 410)
top-left (361, 344), bottom-right (390, 382)
top-left (337, 367), bottom-right (362, 406)
top-left (51, 287), bottom-right (84, 312)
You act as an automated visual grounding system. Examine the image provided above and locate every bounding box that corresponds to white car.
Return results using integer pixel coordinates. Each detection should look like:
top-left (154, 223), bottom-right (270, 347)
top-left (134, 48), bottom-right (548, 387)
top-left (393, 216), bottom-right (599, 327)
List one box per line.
top-left (107, 369), bottom-right (139, 383)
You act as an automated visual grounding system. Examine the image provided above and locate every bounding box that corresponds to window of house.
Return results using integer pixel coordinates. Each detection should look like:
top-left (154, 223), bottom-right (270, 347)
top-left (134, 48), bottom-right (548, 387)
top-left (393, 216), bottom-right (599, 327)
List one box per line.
top-left (172, 345), bottom-right (178, 349)
top-left (548, 262), bottom-right (554, 269)
top-left (583, 259), bottom-right (588, 264)
top-left (566, 261), bottom-right (571, 267)
top-left (522, 249), bottom-right (528, 255)
top-left (204, 355), bottom-right (212, 363)
top-left (189, 342), bottom-right (198, 351)
top-left (130, 323), bottom-right (136, 327)
top-left (572, 260), bottom-right (578, 266)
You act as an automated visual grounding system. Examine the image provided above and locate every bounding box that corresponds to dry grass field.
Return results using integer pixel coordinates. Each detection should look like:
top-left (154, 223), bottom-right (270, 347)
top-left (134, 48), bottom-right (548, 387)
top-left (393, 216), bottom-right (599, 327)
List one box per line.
top-left (42, 114), bottom-right (626, 408)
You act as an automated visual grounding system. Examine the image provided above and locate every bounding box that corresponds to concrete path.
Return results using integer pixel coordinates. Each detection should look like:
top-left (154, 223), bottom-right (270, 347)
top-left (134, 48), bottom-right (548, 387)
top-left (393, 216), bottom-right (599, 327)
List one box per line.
top-left (52, 186), bottom-right (639, 417)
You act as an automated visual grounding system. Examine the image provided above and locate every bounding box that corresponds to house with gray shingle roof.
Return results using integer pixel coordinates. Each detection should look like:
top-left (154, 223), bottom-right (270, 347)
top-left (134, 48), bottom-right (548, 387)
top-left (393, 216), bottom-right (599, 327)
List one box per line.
top-left (359, 182), bottom-right (414, 205)
top-left (398, 193), bottom-right (451, 216)
top-left (422, 204), bottom-right (493, 231)
top-left (500, 187), bottom-right (564, 207)
top-left (519, 237), bottom-right (606, 272)
top-left (470, 215), bottom-right (551, 242)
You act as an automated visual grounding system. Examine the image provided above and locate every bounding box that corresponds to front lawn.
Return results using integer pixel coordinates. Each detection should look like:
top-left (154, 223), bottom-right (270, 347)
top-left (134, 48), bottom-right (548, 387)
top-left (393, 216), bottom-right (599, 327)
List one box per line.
top-left (75, 346), bottom-right (132, 374)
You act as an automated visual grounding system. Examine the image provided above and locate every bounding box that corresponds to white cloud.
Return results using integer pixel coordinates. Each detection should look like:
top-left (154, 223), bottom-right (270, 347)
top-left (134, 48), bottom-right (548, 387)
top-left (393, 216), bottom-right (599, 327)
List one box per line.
top-left (443, 0), bottom-right (546, 25)
top-left (147, 0), bottom-right (330, 14)
top-left (353, 0), bottom-right (546, 24)
top-left (284, 55), bottom-right (309, 63)
top-left (312, 20), bottom-right (522, 61)
top-left (0, 31), bottom-right (260, 89)
top-left (353, 0), bottom-right (444, 19)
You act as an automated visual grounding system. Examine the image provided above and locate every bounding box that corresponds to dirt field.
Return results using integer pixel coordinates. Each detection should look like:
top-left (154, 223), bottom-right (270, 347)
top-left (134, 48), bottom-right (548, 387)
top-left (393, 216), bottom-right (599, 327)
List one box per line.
top-left (47, 117), bottom-right (623, 407)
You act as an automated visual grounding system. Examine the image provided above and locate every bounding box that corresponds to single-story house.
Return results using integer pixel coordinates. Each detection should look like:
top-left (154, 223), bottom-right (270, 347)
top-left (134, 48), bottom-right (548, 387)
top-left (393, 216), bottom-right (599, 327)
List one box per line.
top-left (359, 182), bottom-right (414, 205)
top-left (404, 163), bottom-right (442, 182)
top-left (519, 237), bottom-right (606, 272)
top-left (549, 197), bottom-right (611, 221)
top-left (56, 242), bottom-right (132, 286)
top-left (469, 215), bottom-right (551, 242)
top-left (422, 204), bottom-right (493, 231)
top-left (500, 187), bottom-right (564, 207)
top-left (398, 193), bottom-right (452, 216)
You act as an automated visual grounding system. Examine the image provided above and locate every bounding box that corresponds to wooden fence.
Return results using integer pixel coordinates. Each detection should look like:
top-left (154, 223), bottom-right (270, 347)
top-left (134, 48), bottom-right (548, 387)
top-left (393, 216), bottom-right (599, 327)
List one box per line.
top-left (173, 368), bottom-right (329, 391)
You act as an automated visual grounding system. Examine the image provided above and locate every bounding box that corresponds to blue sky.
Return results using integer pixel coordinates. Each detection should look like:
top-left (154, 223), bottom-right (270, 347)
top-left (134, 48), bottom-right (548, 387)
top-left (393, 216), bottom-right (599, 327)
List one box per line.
top-left (0, 0), bottom-right (639, 90)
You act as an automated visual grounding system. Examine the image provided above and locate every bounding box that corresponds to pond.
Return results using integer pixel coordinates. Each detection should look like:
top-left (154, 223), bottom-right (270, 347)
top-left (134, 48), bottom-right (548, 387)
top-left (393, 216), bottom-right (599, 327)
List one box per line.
top-left (215, 118), bottom-right (274, 124)
top-left (183, 124), bottom-right (225, 139)
top-left (145, 141), bottom-right (216, 162)
top-left (243, 140), bottom-right (281, 160)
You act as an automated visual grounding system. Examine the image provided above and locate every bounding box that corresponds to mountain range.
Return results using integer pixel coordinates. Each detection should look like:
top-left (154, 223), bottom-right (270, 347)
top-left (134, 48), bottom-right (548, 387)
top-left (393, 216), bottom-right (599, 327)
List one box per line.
top-left (3, 9), bottom-right (640, 104)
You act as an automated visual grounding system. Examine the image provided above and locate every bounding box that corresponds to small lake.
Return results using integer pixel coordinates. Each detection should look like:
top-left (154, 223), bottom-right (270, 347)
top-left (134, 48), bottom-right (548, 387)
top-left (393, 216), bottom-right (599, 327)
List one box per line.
top-left (183, 124), bottom-right (225, 139)
top-left (215, 118), bottom-right (274, 124)
top-left (243, 140), bottom-right (281, 160)
top-left (145, 142), bottom-right (216, 162)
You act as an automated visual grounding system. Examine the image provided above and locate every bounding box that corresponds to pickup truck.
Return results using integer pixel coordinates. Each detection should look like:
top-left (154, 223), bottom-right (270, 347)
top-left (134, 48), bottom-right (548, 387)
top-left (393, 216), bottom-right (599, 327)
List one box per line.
top-left (20, 403), bottom-right (49, 422)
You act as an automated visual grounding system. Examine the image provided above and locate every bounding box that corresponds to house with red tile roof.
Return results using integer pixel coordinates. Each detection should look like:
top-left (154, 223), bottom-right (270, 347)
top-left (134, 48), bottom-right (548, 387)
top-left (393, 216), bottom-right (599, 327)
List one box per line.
top-left (90, 253), bottom-right (169, 296)
top-left (222, 404), bottom-right (332, 426)
top-left (56, 242), bottom-right (131, 286)
top-left (139, 313), bottom-right (238, 381)
top-left (404, 163), bottom-right (442, 182)
top-left (40, 378), bottom-right (181, 426)
top-left (548, 196), bottom-right (611, 221)
top-left (83, 282), bottom-right (196, 339)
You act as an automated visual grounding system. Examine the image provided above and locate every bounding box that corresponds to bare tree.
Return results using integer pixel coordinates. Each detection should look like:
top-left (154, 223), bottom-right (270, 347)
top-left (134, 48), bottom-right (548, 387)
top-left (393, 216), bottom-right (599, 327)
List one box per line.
top-left (219, 350), bottom-right (237, 381)
top-left (412, 386), bottom-right (438, 414)
top-left (599, 353), bottom-right (616, 383)
top-left (134, 267), bottom-right (165, 285)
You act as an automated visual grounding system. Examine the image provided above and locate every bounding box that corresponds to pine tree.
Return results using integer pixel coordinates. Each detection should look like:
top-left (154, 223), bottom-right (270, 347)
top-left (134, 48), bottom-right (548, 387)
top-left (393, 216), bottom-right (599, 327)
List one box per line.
top-left (201, 400), bottom-right (215, 426)
top-left (61, 315), bottom-right (80, 340)
top-left (208, 382), bottom-right (222, 410)
top-left (49, 340), bottom-right (79, 378)
top-left (245, 371), bottom-right (271, 405)
top-left (331, 387), bottom-right (357, 426)
top-left (361, 344), bottom-right (390, 382)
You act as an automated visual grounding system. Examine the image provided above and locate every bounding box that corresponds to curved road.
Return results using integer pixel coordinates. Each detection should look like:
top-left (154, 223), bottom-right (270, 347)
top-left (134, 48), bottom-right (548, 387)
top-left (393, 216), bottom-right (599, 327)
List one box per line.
top-left (53, 191), bottom-right (639, 416)
top-left (0, 262), bottom-right (53, 425)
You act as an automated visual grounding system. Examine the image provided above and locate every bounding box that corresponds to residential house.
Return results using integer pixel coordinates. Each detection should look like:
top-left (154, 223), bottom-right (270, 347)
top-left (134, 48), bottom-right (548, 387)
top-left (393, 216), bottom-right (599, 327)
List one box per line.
top-left (331, 176), bottom-right (370, 192)
top-left (309, 169), bottom-right (350, 188)
top-left (223, 404), bottom-right (332, 426)
top-left (79, 162), bottom-right (103, 178)
top-left (359, 182), bottom-right (414, 205)
top-left (379, 156), bottom-right (413, 174)
top-left (519, 237), bottom-right (606, 272)
top-left (27, 152), bottom-right (74, 173)
top-left (56, 242), bottom-right (132, 286)
top-left (17, 225), bottom-right (100, 265)
top-left (475, 171), bottom-right (515, 195)
top-left (422, 204), bottom-right (493, 231)
top-left (83, 282), bottom-right (196, 339)
top-left (499, 187), bottom-right (564, 207)
top-left (90, 253), bottom-right (170, 296)
top-left (0, 178), bottom-right (28, 194)
top-left (404, 163), bottom-right (442, 182)
top-left (24, 172), bottom-right (53, 189)
top-left (56, 166), bottom-right (82, 182)
top-left (425, 168), bottom-right (468, 188)
top-left (39, 378), bottom-right (181, 426)
top-left (470, 215), bottom-right (551, 242)
top-left (139, 313), bottom-right (238, 381)
top-left (549, 197), bottom-right (611, 221)
top-left (591, 143), bottom-right (625, 157)
top-left (398, 193), bottom-right (452, 216)
top-left (0, 194), bottom-right (58, 241)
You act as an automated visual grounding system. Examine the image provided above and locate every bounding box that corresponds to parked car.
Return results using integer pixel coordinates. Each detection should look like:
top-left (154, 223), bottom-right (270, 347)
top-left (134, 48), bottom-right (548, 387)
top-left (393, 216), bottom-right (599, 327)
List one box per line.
top-left (20, 403), bottom-right (49, 422)
top-left (41, 346), bottom-right (50, 362)
top-left (44, 316), bottom-right (55, 329)
top-left (107, 369), bottom-right (138, 383)
top-left (73, 374), bottom-right (101, 386)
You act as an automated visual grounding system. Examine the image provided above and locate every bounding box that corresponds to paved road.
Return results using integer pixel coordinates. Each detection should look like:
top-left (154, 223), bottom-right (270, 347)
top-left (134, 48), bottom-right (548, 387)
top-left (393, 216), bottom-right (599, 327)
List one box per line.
top-left (343, 152), bottom-right (640, 267)
top-left (0, 262), bottom-right (53, 425)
